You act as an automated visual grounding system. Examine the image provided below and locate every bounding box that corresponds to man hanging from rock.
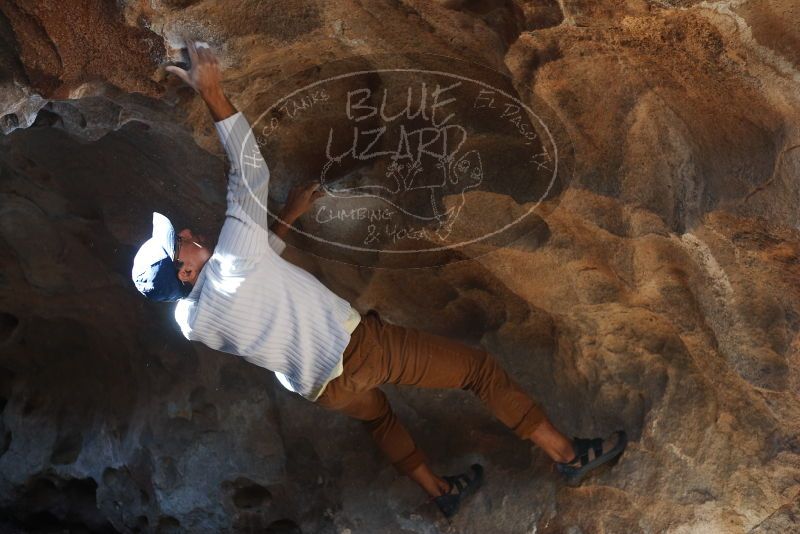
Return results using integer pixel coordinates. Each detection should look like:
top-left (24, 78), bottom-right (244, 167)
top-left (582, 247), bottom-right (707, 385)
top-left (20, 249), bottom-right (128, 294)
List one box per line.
top-left (131, 40), bottom-right (627, 519)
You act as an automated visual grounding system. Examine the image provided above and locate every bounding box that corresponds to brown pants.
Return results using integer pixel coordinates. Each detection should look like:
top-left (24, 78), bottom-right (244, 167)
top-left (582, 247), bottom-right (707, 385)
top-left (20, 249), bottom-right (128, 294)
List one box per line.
top-left (316, 310), bottom-right (546, 475)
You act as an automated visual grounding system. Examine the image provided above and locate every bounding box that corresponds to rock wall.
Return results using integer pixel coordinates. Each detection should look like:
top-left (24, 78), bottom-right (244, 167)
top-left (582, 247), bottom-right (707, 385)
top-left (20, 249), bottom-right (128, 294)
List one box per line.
top-left (1, 0), bottom-right (799, 532)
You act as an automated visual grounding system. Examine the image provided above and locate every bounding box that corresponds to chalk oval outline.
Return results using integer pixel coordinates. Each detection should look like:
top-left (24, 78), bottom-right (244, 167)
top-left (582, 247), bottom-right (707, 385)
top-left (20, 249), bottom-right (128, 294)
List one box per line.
top-left (241, 64), bottom-right (559, 254)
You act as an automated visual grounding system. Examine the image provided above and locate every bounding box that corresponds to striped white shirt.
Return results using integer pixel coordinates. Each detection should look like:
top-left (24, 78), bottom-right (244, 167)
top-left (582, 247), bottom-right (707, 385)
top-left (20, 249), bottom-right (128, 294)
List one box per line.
top-left (175, 111), bottom-right (360, 400)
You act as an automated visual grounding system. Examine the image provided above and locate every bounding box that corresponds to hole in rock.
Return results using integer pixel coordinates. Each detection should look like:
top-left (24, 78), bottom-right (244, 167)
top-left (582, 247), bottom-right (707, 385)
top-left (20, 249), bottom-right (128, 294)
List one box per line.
top-left (31, 108), bottom-right (61, 128)
top-left (134, 514), bottom-right (149, 531)
top-left (156, 515), bottom-right (181, 533)
top-left (1, 113), bottom-right (18, 130)
top-left (265, 519), bottom-right (302, 533)
top-left (0, 430), bottom-right (10, 455)
top-left (0, 368), bottom-right (14, 404)
top-left (0, 312), bottom-right (19, 343)
top-left (101, 466), bottom-right (120, 486)
top-left (50, 430), bottom-right (83, 465)
top-left (232, 481), bottom-right (272, 509)
top-left (3, 476), bottom-right (115, 532)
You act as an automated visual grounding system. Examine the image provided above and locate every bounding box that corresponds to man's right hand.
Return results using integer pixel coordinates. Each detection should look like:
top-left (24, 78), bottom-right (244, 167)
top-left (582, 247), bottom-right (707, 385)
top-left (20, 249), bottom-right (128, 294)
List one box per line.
top-left (166, 39), bottom-right (236, 121)
top-left (282, 181), bottom-right (327, 222)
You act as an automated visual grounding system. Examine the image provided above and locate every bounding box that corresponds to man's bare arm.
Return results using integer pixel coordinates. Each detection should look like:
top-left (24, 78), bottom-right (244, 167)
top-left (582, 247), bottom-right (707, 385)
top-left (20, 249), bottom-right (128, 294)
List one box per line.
top-left (167, 40), bottom-right (326, 251)
top-left (203, 87), bottom-right (237, 123)
top-left (270, 182), bottom-right (325, 242)
top-left (269, 217), bottom-right (293, 242)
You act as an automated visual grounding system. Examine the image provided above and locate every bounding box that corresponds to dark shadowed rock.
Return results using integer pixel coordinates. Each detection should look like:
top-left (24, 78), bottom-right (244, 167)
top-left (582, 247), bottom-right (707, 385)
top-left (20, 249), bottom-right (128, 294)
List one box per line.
top-left (0, 0), bottom-right (799, 532)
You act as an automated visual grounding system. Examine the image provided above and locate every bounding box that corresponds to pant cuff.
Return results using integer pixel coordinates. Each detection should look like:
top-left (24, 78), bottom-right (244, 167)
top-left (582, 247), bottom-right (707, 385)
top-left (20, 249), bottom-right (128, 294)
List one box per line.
top-left (512, 402), bottom-right (547, 439)
top-left (392, 447), bottom-right (428, 475)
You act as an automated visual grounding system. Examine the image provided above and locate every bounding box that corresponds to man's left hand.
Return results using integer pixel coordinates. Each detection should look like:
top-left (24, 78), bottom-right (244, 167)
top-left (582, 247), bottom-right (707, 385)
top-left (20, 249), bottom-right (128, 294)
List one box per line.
top-left (166, 39), bottom-right (222, 97)
top-left (166, 38), bottom-right (235, 121)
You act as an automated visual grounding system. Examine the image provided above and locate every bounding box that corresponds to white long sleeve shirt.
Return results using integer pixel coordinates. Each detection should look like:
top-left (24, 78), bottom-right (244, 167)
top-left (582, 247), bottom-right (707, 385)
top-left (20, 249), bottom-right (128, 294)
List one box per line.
top-left (175, 111), bottom-right (360, 400)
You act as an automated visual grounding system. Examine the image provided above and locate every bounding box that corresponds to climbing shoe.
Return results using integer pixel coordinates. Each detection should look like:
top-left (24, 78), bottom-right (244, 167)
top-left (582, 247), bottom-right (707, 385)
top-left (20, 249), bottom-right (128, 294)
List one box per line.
top-left (433, 463), bottom-right (484, 519)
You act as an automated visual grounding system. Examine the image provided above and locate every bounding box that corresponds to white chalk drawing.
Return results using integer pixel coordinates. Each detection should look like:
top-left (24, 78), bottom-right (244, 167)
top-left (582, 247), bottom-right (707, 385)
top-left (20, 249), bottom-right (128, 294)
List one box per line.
top-left (242, 62), bottom-right (560, 259)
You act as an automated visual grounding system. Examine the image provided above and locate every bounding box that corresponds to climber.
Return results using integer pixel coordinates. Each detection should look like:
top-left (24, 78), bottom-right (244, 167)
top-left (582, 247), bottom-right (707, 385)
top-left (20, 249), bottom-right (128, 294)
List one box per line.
top-left (130, 40), bottom-right (628, 519)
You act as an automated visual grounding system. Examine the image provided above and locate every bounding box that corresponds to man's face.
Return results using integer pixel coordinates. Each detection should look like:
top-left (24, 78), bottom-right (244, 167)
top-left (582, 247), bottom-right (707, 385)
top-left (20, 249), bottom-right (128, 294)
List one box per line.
top-left (174, 228), bottom-right (212, 287)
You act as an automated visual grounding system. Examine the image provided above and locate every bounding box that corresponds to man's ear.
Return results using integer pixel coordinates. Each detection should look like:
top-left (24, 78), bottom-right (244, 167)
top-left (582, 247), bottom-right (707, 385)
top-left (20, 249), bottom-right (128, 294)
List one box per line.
top-left (178, 228), bottom-right (193, 239)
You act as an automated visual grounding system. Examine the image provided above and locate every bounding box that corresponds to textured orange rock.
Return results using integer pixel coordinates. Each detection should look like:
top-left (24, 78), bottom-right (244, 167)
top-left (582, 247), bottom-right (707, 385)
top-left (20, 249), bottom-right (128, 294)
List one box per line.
top-left (0, 0), bottom-right (799, 532)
